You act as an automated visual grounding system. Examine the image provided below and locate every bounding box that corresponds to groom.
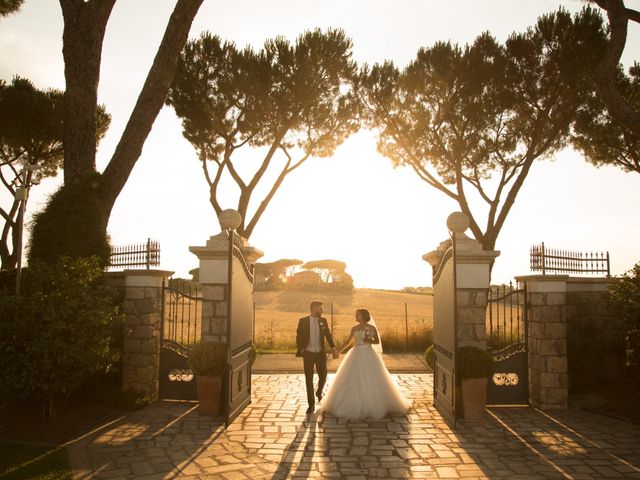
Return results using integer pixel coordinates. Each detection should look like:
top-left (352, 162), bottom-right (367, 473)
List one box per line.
top-left (296, 301), bottom-right (338, 413)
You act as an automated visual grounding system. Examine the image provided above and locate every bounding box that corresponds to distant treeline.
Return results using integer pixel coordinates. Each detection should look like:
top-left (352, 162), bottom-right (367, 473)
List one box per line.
top-left (255, 259), bottom-right (353, 293)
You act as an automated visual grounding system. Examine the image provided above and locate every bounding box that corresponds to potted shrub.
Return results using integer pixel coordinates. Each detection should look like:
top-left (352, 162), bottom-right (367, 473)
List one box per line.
top-left (188, 341), bottom-right (227, 416)
top-left (456, 346), bottom-right (494, 419)
top-left (425, 344), bottom-right (434, 371)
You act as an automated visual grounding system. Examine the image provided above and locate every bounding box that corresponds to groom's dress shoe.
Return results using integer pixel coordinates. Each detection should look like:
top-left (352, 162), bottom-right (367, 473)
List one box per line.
top-left (306, 405), bottom-right (315, 414)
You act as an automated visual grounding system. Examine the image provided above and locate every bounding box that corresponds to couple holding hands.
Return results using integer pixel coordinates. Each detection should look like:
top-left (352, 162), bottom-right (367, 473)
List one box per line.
top-left (296, 301), bottom-right (411, 419)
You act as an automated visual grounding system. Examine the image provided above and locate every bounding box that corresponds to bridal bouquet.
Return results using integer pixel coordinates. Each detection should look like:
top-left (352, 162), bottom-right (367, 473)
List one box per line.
top-left (364, 326), bottom-right (374, 343)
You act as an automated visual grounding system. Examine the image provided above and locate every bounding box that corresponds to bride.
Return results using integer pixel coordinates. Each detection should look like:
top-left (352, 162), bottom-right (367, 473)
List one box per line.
top-left (319, 308), bottom-right (412, 419)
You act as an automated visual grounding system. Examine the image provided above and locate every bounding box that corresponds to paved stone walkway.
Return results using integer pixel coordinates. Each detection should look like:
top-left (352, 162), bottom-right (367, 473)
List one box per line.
top-left (252, 354), bottom-right (428, 373)
top-left (69, 374), bottom-right (640, 480)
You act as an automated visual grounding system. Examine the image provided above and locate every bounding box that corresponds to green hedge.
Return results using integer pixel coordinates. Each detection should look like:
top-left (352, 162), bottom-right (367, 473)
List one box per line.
top-left (27, 174), bottom-right (111, 268)
top-left (0, 256), bottom-right (122, 417)
top-left (424, 344), bottom-right (493, 378)
top-left (456, 346), bottom-right (494, 379)
top-left (610, 262), bottom-right (640, 383)
top-left (425, 344), bottom-right (434, 370)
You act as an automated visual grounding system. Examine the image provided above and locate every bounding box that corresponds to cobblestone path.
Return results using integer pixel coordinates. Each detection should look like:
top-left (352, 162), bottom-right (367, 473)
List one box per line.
top-left (68, 374), bottom-right (640, 479)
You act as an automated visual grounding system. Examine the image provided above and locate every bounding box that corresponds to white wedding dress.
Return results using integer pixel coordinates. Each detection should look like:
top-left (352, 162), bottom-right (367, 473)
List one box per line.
top-left (319, 328), bottom-right (412, 419)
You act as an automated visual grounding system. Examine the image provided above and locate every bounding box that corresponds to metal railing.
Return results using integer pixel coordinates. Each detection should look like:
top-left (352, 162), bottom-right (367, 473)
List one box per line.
top-left (530, 242), bottom-right (610, 276)
top-left (109, 238), bottom-right (160, 270)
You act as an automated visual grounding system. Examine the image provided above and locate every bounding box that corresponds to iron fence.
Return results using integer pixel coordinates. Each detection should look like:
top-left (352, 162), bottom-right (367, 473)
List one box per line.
top-left (530, 242), bottom-right (610, 276)
top-left (109, 238), bottom-right (160, 270)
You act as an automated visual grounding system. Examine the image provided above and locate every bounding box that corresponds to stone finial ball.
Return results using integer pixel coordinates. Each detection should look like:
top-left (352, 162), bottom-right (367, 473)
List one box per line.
top-left (446, 211), bottom-right (470, 233)
top-left (218, 209), bottom-right (242, 231)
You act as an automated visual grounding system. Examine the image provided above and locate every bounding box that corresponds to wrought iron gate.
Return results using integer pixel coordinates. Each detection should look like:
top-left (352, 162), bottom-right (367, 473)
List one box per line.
top-left (486, 282), bottom-right (528, 405)
top-left (159, 279), bottom-right (202, 400)
top-left (431, 238), bottom-right (457, 427)
top-left (225, 231), bottom-right (254, 425)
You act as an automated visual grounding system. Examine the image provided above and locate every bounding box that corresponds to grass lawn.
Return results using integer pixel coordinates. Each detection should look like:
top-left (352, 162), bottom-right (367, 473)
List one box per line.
top-left (0, 442), bottom-right (71, 480)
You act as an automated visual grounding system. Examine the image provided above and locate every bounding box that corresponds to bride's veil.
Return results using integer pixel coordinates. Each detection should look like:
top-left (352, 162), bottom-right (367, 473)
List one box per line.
top-left (368, 316), bottom-right (383, 355)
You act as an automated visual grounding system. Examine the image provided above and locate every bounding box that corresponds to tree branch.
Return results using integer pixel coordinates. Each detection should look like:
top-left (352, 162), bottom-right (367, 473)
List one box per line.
top-left (222, 142), bottom-right (246, 189)
top-left (244, 150), bottom-right (294, 238)
top-left (594, 0), bottom-right (640, 136)
top-left (207, 157), bottom-right (224, 217)
top-left (453, 160), bottom-right (484, 243)
top-left (100, 0), bottom-right (204, 213)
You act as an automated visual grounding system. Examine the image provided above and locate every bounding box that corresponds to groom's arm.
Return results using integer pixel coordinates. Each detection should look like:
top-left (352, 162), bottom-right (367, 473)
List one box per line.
top-left (322, 319), bottom-right (336, 349)
top-left (296, 318), bottom-right (305, 354)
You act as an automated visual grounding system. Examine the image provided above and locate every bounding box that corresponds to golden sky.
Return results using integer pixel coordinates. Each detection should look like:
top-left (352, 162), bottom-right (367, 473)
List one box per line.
top-left (1, 0), bottom-right (639, 289)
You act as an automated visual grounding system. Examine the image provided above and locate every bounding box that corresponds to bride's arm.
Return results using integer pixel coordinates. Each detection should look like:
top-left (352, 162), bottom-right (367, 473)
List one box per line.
top-left (337, 327), bottom-right (355, 354)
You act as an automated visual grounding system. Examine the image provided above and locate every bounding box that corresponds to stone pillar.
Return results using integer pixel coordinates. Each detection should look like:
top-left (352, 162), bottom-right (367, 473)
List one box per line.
top-left (424, 212), bottom-right (500, 349)
top-left (104, 269), bottom-right (173, 400)
top-left (454, 233), bottom-right (500, 349)
top-left (189, 210), bottom-right (263, 343)
top-left (516, 275), bottom-right (569, 409)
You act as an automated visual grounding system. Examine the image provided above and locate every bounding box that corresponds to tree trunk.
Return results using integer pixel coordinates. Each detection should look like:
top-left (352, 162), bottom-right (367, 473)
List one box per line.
top-left (30, 0), bottom-right (204, 264)
top-left (60, 0), bottom-right (115, 186)
top-left (0, 203), bottom-right (18, 270)
top-left (595, 0), bottom-right (640, 137)
top-left (100, 0), bottom-right (205, 216)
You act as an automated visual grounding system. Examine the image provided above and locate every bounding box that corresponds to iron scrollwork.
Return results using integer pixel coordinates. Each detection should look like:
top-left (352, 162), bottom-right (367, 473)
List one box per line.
top-left (492, 372), bottom-right (519, 386)
top-left (168, 369), bottom-right (194, 382)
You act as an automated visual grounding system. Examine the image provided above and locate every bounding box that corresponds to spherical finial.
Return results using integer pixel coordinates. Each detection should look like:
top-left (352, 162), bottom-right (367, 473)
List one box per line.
top-left (218, 209), bottom-right (242, 231)
top-left (446, 211), bottom-right (470, 234)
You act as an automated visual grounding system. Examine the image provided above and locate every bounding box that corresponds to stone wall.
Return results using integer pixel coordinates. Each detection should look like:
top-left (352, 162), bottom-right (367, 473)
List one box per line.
top-left (516, 275), bottom-right (626, 409)
top-left (566, 278), bottom-right (626, 390)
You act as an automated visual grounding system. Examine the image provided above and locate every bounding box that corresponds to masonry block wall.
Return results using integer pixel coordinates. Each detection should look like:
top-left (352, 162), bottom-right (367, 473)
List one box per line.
top-left (566, 278), bottom-right (626, 390)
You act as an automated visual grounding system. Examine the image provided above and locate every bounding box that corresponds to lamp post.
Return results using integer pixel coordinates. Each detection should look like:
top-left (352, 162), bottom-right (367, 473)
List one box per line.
top-left (14, 164), bottom-right (40, 296)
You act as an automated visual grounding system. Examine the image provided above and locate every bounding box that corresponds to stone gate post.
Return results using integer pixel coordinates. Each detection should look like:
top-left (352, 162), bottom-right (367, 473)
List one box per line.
top-left (515, 275), bottom-right (569, 409)
top-left (189, 210), bottom-right (263, 343)
top-left (104, 269), bottom-right (173, 400)
top-left (424, 212), bottom-right (499, 349)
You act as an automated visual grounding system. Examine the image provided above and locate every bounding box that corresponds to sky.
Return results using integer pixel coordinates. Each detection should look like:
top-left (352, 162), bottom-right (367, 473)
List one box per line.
top-left (1, 0), bottom-right (639, 290)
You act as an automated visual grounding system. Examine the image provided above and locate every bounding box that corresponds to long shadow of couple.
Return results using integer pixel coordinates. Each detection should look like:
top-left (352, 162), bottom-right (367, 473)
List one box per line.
top-left (269, 410), bottom-right (414, 480)
top-left (270, 414), bottom-right (323, 480)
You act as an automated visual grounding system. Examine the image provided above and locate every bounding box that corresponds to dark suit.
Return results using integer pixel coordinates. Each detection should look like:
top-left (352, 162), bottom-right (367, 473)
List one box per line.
top-left (296, 315), bottom-right (336, 408)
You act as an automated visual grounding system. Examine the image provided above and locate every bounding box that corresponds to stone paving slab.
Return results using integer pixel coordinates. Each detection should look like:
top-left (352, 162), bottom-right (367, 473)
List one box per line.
top-left (68, 374), bottom-right (640, 479)
top-left (252, 354), bottom-right (428, 373)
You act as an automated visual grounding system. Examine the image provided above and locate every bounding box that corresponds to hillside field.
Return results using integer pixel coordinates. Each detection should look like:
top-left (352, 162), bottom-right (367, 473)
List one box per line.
top-left (254, 288), bottom-right (433, 352)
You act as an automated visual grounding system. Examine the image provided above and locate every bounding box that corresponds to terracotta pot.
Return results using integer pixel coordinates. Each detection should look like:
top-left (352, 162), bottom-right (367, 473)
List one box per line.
top-left (460, 377), bottom-right (487, 419)
top-left (196, 375), bottom-right (223, 416)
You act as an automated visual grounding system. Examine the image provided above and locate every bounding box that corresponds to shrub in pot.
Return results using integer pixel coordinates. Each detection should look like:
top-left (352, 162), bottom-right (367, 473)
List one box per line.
top-left (425, 344), bottom-right (434, 371)
top-left (456, 346), bottom-right (494, 419)
top-left (188, 341), bottom-right (227, 416)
